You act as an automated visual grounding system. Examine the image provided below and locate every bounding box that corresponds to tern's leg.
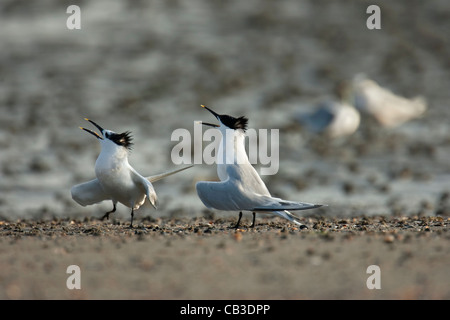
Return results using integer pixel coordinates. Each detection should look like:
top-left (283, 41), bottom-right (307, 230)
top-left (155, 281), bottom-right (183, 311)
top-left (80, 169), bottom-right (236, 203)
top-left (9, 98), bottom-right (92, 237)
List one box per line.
top-left (250, 212), bottom-right (256, 228)
top-left (233, 212), bottom-right (243, 229)
top-left (129, 209), bottom-right (134, 228)
top-left (101, 202), bottom-right (116, 221)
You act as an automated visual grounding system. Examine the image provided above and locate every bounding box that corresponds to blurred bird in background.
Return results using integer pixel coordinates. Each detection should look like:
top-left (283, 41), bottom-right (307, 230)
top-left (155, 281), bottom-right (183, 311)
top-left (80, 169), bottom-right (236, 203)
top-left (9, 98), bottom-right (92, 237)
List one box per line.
top-left (353, 74), bottom-right (427, 128)
top-left (295, 80), bottom-right (361, 139)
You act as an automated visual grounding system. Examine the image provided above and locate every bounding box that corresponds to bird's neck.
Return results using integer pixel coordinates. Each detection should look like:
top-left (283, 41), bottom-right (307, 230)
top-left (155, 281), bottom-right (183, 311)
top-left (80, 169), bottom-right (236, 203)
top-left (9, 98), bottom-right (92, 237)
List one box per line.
top-left (217, 127), bottom-right (248, 165)
top-left (96, 143), bottom-right (130, 172)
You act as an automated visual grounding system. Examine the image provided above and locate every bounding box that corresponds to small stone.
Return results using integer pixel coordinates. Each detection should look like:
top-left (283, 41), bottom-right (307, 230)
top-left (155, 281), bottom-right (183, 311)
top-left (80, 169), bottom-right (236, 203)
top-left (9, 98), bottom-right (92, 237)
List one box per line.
top-left (384, 234), bottom-right (395, 243)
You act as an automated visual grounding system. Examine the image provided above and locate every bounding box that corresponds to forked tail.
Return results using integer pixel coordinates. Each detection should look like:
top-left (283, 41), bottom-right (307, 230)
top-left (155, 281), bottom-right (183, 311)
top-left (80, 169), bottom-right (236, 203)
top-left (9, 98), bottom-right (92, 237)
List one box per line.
top-left (273, 210), bottom-right (305, 226)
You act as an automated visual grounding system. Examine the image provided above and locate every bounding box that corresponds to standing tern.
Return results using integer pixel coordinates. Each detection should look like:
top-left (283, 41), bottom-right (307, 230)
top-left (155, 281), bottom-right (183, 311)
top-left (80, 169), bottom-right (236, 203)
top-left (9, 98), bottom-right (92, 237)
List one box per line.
top-left (71, 118), bottom-right (192, 227)
top-left (196, 105), bottom-right (324, 228)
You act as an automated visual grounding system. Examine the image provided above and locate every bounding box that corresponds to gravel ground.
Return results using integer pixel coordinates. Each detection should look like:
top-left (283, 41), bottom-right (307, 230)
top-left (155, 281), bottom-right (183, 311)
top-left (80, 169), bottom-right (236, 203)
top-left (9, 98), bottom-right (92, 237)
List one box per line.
top-left (0, 216), bottom-right (449, 299)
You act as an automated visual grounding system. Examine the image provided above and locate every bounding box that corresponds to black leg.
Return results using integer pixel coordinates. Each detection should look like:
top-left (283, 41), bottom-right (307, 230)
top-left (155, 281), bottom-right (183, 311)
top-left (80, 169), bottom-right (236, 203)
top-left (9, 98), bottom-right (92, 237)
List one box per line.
top-left (129, 209), bottom-right (134, 228)
top-left (250, 212), bottom-right (256, 228)
top-left (101, 203), bottom-right (116, 221)
top-left (233, 211), bottom-right (243, 229)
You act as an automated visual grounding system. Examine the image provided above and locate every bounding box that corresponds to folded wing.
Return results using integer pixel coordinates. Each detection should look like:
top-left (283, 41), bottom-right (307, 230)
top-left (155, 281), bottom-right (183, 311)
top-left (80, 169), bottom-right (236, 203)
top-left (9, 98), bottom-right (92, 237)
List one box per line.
top-left (196, 179), bottom-right (244, 211)
top-left (252, 197), bottom-right (323, 211)
top-left (132, 170), bottom-right (157, 209)
top-left (196, 164), bottom-right (323, 212)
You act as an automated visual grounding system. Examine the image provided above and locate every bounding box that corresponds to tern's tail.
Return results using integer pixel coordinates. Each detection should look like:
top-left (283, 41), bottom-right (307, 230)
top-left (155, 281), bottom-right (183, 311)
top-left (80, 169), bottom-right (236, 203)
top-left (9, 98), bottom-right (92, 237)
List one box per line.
top-left (273, 210), bottom-right (306, 226)
top-left (146, 165), bottom-right (193, 183)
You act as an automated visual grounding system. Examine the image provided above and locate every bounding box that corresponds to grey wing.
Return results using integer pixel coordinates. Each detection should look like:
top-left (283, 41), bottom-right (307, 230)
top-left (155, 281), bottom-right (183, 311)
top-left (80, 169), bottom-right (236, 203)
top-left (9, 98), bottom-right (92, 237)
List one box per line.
top-left (297, 103), bottom-right (335, 133)
top-left (71, 178), bottom-right (109, 206)
top-left (196, 176), bottom-right (262, 211)
top-left (252, 196), bottom-right (323, 212)
top-left (237, 162), bottom-right (324, 212)
top-left (132, 170), bottom-right (157, 209)
top-left (224, 163), bottom-right (271, 197)
top-left (196, 165), bottom-right (270, 211)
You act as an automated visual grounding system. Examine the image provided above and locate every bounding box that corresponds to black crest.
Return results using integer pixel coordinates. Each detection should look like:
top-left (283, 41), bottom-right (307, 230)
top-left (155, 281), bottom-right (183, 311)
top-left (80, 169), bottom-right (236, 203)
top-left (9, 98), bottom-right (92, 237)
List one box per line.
top-left (107, 131), bottom-right (134, 150)
top-left (220, 115), bottom-right (248, 131)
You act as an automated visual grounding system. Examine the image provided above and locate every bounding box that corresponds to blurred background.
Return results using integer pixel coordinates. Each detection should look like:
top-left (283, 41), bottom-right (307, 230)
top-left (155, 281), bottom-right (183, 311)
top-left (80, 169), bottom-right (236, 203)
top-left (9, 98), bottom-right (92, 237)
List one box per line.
top-left (0, 0), bottom-right (449, 221)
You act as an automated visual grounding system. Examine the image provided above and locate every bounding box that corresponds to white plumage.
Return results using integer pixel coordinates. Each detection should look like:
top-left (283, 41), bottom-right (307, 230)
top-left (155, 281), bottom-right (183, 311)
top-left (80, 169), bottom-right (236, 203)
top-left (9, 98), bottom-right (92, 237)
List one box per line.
top-left (71, 118), bottom-right (192, 227)
top-left (196, 106), bottom-right (323, 228)
top-left (353, 75), bottom-right (427, 128)
top-left (296, 81), bottom-right (360, 138)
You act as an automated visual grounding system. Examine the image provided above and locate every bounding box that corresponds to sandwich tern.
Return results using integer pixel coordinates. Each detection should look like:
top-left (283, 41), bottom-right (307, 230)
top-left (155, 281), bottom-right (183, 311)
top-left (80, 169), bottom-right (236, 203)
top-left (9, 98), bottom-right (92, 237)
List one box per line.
top-left (353, 75), bottom-right (427, 128)
top-left (71, 118), bottom-right (192, 227)
top-left (196, 105), bottom-right (323, 228)
top-left (296, 81), bottom-right (360, 138)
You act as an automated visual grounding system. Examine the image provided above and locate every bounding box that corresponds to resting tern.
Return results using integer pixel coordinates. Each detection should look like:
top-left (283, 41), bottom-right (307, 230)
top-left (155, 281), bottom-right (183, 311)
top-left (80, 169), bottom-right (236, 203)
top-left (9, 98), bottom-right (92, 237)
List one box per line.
top-left (196, 105), bottom-right (323, 228)
top-left (353, 75), bottom-right (427, 128)
top-left (71, 118), bottom-right (192, 227)
top-left (296, 81), bottom-right (360, 138)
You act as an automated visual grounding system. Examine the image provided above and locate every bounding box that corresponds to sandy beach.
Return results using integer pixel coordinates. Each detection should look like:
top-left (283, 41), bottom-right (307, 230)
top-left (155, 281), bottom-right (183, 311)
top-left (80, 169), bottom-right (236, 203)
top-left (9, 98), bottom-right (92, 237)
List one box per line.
top-left (1, 215), bottom-right (449, 299)
top-left (0, 0), bottom-right (449, 300)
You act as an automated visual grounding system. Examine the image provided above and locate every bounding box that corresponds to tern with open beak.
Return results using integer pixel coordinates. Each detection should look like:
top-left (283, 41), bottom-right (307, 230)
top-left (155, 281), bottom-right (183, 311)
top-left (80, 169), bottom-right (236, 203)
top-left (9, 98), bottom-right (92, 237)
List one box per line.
top-left (196, 106), bottom-right (324, 228)
top-left (71, 118), bottom-right (192, 227)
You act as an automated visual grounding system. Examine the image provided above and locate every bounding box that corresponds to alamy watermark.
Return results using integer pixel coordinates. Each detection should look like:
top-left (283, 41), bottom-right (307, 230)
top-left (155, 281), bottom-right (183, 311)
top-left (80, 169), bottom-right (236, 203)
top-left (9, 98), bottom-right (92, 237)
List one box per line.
top-left (366, 265), bottom-right (381, 289)
top-left (66, 4), bottom-right (381, 31)
top-left (171, 122), bottom-right (279, 176)
top-left (66, 265), bottom-right (81, 290)
top-left (65, 2), bottom-right (382, 174)
top-left (366, 5), bottom-right (381, 30)
top-left (66, 5), bottom-right (81, 30)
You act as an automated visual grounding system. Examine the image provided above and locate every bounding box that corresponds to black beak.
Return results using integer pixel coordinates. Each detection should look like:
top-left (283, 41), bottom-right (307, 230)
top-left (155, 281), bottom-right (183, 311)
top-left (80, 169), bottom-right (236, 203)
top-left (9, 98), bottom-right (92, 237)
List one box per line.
top-left (85, 118), bottom-right (105, 133)
top-left (201, 105), bottom-right (220, 127)
top-left (201, 122), bottom-right (220, 127)
top-left (80, 118), bottom-right (104, 139)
